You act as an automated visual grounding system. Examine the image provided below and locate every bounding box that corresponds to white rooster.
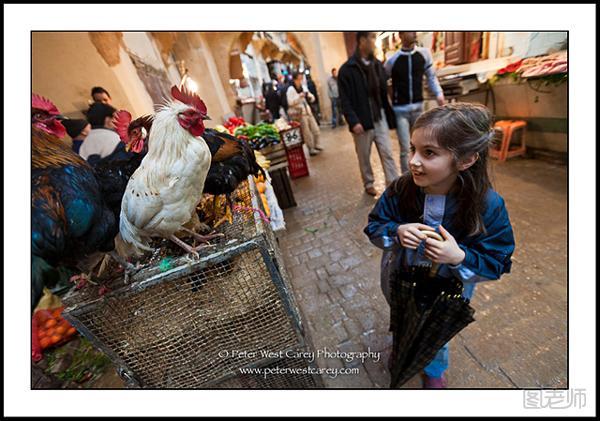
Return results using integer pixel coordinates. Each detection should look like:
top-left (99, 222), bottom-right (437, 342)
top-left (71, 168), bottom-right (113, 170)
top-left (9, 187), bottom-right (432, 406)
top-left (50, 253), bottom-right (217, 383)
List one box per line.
top-left (119, 85), bottom-right (222, 257)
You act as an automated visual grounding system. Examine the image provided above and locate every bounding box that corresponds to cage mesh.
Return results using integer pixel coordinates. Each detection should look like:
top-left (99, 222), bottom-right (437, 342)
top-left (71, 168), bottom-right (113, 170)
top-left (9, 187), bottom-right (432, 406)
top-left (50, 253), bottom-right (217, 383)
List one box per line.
top-left (62, 177), bottom-right (319, 388)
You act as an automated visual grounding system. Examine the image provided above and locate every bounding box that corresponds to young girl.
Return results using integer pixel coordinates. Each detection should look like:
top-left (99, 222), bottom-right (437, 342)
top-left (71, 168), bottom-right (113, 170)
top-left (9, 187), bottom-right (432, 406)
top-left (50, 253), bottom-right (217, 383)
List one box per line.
top-left (364, 102), bottom-right (515, 388)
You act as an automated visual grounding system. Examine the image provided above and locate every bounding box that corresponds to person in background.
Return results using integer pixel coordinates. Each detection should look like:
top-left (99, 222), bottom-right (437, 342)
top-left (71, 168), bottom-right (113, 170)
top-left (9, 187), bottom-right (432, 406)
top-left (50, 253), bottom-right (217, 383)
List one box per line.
top-left (277, 74), bottom-right (290, 119)
top-left (327, 67), bottom-right (345, 128)
top-left (62, 119), bottom-right (91, 154)
top-left (263, 81), bottom-right (281, 122)
top-left (338, 31), bottom-right (399, 196)
top-left (384, 31), bottom-right (445, 173)
top-left (306, 72), bottom-right (321, 124)
top-left (286, 71), bottom-right (323, 156)
top-left (78, 102), bottom-right (120, 161)
top-left (91, 86), bottom-right (112, 105)
top-left (237, 78), bottom-right (253, 102)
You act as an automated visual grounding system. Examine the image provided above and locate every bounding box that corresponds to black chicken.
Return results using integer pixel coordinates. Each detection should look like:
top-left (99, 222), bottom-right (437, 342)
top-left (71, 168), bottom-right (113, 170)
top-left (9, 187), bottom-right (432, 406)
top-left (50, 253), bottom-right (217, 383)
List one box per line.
top-left (88, 110), bottom-right (153, 218)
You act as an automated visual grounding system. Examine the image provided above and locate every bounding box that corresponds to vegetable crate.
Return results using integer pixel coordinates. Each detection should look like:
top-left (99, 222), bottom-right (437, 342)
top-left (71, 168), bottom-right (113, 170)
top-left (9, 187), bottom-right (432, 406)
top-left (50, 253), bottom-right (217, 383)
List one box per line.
top-left (62, 178), bottom-right (322, 389)
top-left (258, 143), bottom-right (288, 168)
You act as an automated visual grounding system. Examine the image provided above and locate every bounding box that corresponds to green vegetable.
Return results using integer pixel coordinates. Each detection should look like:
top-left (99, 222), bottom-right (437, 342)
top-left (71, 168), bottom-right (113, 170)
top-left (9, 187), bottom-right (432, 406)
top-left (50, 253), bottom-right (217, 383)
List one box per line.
top-left (46, 338), bottom-right (111, 385)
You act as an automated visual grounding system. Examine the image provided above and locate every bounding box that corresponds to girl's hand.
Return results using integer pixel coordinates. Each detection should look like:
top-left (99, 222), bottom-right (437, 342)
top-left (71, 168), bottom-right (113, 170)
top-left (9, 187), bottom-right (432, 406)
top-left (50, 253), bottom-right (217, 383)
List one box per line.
top-left (397, 223), bottom-right (436, 249)
top-left (423, 225), bottom-right (466, 266)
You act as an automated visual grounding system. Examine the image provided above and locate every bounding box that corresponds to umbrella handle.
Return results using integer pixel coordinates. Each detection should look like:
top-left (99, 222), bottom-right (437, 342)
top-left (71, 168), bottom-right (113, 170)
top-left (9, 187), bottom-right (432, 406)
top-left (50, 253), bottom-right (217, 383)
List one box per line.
top-left (420, 230), bottom-right (444, 278)
top-left (429, 262), bottom-right (440, 277)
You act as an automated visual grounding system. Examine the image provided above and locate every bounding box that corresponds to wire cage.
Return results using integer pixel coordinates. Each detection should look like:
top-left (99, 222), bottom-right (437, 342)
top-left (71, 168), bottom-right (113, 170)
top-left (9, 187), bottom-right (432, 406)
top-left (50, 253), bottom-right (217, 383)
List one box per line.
top-left (62, 177), bottom-right (322, 389)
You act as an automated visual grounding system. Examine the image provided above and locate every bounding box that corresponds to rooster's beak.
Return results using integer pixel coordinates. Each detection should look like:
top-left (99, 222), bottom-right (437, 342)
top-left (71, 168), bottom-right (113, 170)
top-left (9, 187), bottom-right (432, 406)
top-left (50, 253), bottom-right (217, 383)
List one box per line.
top-left (203, 115), bottom-right (211, 121)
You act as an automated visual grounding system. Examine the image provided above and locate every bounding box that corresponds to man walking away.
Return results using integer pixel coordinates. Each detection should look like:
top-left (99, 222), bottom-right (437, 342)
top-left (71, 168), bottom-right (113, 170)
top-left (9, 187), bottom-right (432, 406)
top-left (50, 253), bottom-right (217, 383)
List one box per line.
top-left (384, 31), bottom-right (445, 173)
top-left (306, 72), bottom-right (321, 124)
top-left (328, 68), bottom-right (345, 128)
top-left (338, 31), bottom-right (399, 196)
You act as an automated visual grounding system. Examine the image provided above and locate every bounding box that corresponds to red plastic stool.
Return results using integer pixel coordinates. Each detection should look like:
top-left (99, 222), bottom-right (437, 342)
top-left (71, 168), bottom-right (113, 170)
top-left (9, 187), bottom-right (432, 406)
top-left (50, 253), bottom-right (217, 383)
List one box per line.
top-left (490, 120), bottom-right (527, 162)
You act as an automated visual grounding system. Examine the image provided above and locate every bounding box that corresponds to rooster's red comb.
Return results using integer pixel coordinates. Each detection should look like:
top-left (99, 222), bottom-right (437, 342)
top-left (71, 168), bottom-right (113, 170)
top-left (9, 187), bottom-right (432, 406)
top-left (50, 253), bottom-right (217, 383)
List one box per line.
top-left (171, 85), bottom-right (208, 115)
top-left (114, 110), bottom-right (133, 142)
top-left (32, 94), bottom-right (60, 115)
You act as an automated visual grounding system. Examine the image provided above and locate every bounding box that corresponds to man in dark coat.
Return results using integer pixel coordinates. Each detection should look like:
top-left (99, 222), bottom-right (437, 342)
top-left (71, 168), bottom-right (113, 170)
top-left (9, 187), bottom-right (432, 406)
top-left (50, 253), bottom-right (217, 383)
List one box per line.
top-left (338, 32), bottom-right (399, 196)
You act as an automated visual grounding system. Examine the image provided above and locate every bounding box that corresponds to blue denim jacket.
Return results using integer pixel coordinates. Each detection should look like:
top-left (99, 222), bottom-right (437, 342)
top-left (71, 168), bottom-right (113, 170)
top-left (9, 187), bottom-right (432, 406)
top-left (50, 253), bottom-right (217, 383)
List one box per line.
top-left (364, 187), bottom-right (515, 303)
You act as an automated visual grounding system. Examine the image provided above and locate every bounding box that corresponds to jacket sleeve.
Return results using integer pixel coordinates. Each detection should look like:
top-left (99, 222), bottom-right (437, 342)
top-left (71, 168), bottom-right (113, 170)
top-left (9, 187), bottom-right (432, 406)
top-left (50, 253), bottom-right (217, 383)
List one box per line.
top-left (363, 190), bottom-right (404, 250)
top-left (422, 48), bottom-right (444, 99)
top-left (451, 193), bottom-right (515, 282)
top-left (338, 67), bottom-right (360, 129)
top-left (383, 51), bottom-right (397, 79)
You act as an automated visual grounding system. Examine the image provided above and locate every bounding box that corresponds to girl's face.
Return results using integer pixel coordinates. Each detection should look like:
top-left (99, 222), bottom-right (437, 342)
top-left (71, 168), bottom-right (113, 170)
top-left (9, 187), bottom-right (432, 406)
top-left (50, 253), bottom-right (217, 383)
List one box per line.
top-left (409, 128), bottom-right (459, 195)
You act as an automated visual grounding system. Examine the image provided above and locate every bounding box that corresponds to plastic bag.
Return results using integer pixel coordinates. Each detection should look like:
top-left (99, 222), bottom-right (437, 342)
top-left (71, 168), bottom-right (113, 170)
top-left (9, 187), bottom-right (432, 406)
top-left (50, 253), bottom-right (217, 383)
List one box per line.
top-left (32, 289), bottom-right (77, 360)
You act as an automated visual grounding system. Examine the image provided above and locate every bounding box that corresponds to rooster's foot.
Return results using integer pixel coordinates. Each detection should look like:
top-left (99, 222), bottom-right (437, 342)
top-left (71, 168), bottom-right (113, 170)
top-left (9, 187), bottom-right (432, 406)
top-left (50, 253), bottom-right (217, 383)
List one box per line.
top-left (181, 227), bottom-right (225, 243)
top-left (213, 205), bottom-right (234, 228)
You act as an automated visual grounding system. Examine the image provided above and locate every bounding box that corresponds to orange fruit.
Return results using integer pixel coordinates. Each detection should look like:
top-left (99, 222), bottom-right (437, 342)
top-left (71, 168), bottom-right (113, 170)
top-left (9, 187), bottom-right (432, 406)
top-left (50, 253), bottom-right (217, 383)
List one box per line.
top-left (37, 329), bottom-right (47, 338)
top-left (66, 327), bottom-right (76, 336)
top-left (52, 308), bottom-right (63, 318)
top-left (50, 335), bottom-right (61, 345)
top-left (44, 319), bottom-right (57, 329)
top-left (46, 328), bottom-right (56, 337)
top-left (55, 326), bottom-right (67, 335)
top-left (39, 337), bottom-right (51, 349)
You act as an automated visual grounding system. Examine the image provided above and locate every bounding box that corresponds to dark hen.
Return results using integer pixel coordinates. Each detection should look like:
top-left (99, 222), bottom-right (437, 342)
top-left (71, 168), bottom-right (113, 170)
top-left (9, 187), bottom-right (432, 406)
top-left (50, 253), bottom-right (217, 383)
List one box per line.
top-left (88, 111), bottom-right (153, 218)
top-left (31, 121), bottom-right (118, 310)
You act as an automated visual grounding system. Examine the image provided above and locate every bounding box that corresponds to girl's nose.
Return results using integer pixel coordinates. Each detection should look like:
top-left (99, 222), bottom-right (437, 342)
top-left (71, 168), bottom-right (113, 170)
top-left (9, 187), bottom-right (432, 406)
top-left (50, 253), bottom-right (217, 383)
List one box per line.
top-left (409, 154), bottom-right (422, 167)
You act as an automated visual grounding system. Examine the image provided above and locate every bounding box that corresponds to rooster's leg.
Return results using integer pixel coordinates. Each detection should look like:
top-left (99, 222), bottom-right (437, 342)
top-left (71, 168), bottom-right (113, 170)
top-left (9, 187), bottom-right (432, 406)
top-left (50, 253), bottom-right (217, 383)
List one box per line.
top-left (169, 234), bottom-right (201, 259)
top-left (213, 195), bottom-right (234, 228)
top-left (180, 227), bottom-right (224, 243)
top-left (108, 251), bottom-right (143, 284)
top-left (211, 195), bottom-right (219, 223)
top-left (226, 194), bottom-right (235, 225)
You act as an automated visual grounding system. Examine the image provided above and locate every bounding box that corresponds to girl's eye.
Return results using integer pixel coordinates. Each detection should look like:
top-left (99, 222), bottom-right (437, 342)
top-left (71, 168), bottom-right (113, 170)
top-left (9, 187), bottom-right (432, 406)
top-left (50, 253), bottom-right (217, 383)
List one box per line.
top-left (425, 149), bottom-right (435, 157)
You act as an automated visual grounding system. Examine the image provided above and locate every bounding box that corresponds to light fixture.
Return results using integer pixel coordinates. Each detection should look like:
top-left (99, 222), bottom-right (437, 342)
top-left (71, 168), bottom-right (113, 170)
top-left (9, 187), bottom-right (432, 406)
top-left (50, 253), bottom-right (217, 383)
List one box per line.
top-left (185, 77), bottom-right (199, 93)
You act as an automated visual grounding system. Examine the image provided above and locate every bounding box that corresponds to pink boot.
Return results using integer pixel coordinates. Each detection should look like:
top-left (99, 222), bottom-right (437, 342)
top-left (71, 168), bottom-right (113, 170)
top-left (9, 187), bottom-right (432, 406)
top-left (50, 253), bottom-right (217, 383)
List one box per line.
top-left (422, 373), bottom-right (448, 389)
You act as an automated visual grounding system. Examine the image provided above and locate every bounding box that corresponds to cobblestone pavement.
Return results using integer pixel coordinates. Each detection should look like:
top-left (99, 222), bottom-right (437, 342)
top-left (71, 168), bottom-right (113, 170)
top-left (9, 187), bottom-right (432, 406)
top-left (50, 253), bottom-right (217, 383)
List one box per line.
top-left (277, 125), bottom-right (567, 389)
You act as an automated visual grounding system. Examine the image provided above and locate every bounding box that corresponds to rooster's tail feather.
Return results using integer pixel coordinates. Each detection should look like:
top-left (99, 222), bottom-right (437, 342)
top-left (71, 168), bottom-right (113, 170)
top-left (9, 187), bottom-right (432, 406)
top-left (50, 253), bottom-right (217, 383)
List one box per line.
top-left (118, 213), bottom-right (154, 256)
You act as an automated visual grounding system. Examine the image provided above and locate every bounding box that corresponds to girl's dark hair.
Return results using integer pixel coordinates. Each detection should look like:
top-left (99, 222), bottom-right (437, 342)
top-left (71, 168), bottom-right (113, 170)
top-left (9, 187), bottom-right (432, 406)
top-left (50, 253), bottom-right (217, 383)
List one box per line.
top-left (390, 102), bottom-right (496, 237)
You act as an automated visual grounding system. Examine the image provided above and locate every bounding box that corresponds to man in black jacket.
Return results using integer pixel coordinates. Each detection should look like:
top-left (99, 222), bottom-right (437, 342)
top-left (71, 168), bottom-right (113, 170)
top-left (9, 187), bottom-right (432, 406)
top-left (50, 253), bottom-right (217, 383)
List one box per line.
top-left (338, 32), bottom-right (399, 196)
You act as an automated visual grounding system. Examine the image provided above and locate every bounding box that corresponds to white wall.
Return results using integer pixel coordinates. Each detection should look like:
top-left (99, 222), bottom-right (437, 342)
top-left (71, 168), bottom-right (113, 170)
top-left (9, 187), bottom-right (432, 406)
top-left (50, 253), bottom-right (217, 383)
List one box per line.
top-left (499, 32), bottom-right (567, 58)
top-left (122, 32), bottom-right (165, 71)
top-left (32, 32), bottom-right (153, 119)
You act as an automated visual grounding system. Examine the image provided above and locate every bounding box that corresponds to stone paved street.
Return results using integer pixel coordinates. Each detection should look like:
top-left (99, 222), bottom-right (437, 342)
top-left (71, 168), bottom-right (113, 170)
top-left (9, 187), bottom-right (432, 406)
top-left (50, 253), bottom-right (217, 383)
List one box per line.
top-left (277, 125), bottom-right (567, 389)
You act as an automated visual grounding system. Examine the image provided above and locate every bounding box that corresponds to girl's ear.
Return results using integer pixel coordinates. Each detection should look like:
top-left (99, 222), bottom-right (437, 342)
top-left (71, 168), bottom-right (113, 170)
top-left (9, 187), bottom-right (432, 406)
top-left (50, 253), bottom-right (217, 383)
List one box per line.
top-left (458, 152), bottom-right (479, 171)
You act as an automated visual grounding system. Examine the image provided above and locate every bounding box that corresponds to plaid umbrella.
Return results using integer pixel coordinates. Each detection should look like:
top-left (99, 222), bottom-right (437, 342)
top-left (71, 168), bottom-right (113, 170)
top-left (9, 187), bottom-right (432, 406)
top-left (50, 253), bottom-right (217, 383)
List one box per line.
top-left (388, 265), bottom-right (476, 388)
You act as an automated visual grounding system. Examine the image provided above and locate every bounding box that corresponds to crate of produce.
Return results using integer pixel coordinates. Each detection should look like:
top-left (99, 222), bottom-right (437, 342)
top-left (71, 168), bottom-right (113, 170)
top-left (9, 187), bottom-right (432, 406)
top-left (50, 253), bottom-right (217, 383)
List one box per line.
top-left (286, 145), bottom-right (310, 179)
top-left (258, 142), bottom-right (287, 168)
top-left (61, 177), bottom-right (321, 389)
